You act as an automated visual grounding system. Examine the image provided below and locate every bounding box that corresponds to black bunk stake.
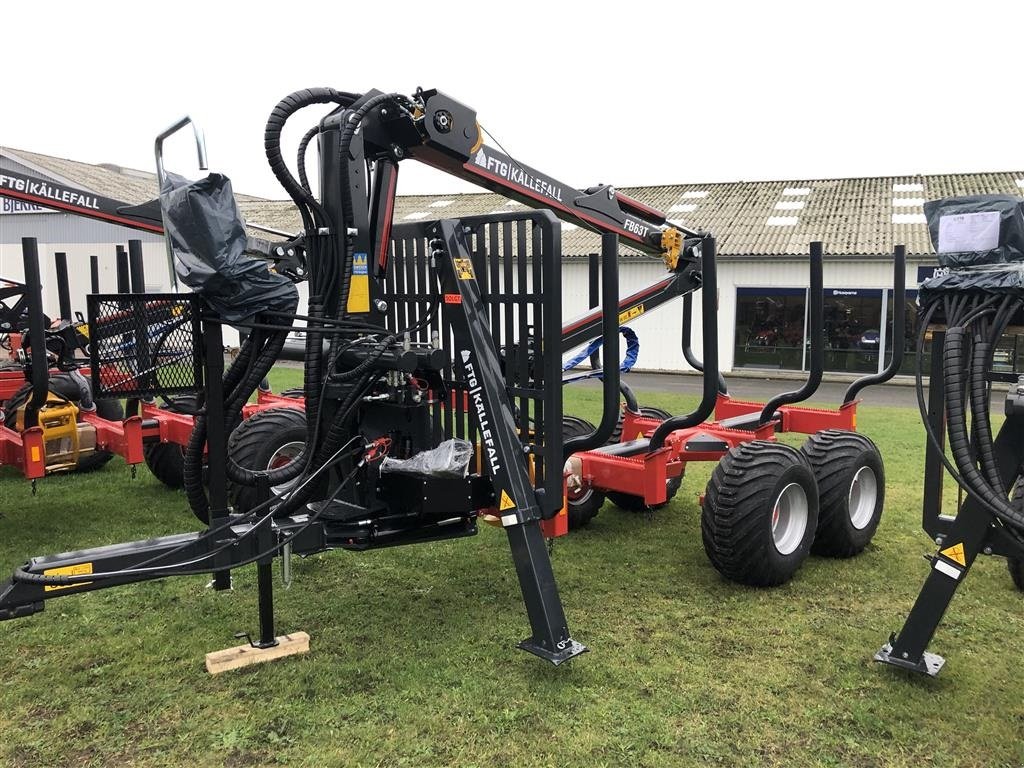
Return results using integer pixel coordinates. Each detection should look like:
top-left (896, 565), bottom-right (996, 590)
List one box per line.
top-left (115, 245), bottom-right (130, 294)
top-left (54, 252), bottom-right (72, 320)
top-left (758, 240), bottom-right (825, 425)
top-left (433, 219), bottom-right (585, 665)
top-left (89, 255), bottom-right (100, 294)
top-left (127, 239), bottom-right (146, 294)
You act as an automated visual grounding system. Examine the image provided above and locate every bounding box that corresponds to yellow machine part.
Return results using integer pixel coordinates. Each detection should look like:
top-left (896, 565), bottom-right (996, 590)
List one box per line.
top-left (14, 392), bottom-right (95, 471)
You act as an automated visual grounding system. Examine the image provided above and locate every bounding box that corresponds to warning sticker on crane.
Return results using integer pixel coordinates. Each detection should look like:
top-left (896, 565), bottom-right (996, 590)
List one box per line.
top-left (43, 562), bottom-right (93, 592)
top-left (499, 490), bottom-right (516, 511)
top-left (454, 258), bottom-right (475, 280)
top-left (940, 542), bottom-right (967, 566)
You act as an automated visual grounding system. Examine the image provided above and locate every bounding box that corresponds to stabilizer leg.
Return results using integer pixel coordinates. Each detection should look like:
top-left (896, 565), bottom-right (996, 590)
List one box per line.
top-left (506, 520), bottom-right (587, 664)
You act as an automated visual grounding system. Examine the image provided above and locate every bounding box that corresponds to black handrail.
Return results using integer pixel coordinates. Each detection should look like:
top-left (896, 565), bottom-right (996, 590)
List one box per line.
top-left (843, 244), bottom-right (907, 404)
top-left (564, 232), bottom-right (621, 457)
top-left (649, 235), bottom-right (719, 451)
top-left (758, 241), bottom-right (825, 425)
top-left (682, 291), bottom-right (728, 395)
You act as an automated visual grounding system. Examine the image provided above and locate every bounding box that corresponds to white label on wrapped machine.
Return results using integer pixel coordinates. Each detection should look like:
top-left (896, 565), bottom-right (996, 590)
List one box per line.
top-left (937, 211), bottom-right (1001, 253)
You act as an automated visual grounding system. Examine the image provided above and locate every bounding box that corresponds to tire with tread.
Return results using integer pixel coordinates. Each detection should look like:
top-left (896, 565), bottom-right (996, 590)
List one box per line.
top-left (701, 440), bottom-right (819, 586)
top-left (800, 430), bottom-right (885, 558)
top-left (563, 415), bottom-right (605, 530)
top-left (143, 395), bottom-right (198, 488)
top-left (227, 406), bottom-right (308, 514)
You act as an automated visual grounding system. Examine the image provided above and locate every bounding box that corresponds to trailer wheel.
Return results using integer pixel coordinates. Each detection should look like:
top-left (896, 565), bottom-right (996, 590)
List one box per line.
top-left (701, 440), bottom-right (819, 586)
top-left (800, 430), bottom-right (884, 557)
top-left (228, 406), bottom-right (308, 514)
top-left (142, 395), bottom-right (198, 488)
top-left (563, 416), bottom-right (605, 529)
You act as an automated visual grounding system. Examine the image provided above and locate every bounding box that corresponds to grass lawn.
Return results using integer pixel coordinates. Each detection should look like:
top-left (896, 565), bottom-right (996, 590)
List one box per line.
top-left (1, 369), bottom-right (1022, 767)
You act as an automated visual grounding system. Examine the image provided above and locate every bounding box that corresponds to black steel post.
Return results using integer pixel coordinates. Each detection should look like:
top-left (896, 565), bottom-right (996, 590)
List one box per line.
top-left (649, 235), bottom-right (719, 450)
top-left (54, 252), bottom-right (72, 320)
top-left (115, 245), bottom-right (130, 293)
top-left (588, 252), bottom-right (601, 369)
top-left (563, 234), bottom-right (620, 456)
top-left (759, 241), bottom-right (825, 424)
top-left (203, 316), bottom-right (232, 591)
top-left (682, 291), bottom-right (728, 395)
top-left (90, 255), bottom-right (100, 294)
top-left (20, 238), bottom-right (49, 428)
top-left (127, 240), bottom-right (146, 293)
top-left (844, 245), bottom-right (907, 403)
top-left (254, 474), bottom-right (278, 648)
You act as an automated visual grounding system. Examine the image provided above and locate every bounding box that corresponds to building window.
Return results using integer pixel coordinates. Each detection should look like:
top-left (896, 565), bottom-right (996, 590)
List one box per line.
top-left (734, 288), bottom-right (807, 370)
top-left (823, 288), bottom-right (883, 373)
top-left (885, 288), bottom-right (923, 376)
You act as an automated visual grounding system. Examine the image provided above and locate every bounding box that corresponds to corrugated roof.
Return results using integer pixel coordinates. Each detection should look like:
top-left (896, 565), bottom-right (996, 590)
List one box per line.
top-left (238, 172), bottom-right (1024, 258)
top-left (6, 146), bottom-right (1022, 257)
top-left (0, 147), bottom-right (261, 205)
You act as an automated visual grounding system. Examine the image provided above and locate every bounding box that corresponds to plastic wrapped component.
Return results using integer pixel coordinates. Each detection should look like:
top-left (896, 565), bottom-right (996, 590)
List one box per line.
top-left (919, 263), bottom-right (1024, 302)
top-left (380, 439), bottom-right (473, 479)
top-left (159, 171), bottom-right (298, 321)
top-left (924, 195), bottom-right (1024, 268)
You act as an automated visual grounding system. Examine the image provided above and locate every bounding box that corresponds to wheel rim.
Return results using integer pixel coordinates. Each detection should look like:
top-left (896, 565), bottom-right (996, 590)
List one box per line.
top-left (848, 465), bottom-right (877, 530)
top-left (771, 482), bottom-right (809, 555)
top-left (267, 440), bottom-right (304, 496)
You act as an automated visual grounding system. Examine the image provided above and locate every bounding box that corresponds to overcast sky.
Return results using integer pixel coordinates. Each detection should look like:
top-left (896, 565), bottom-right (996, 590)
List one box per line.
top-left (3, 1), bottom-right (1021, 202)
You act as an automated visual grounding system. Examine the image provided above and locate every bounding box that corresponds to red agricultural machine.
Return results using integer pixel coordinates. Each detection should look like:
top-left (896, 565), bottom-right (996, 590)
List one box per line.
top-left (0, 237), bottom-right (300, 491)
top-left (0, 86), bottom-right (903, 668)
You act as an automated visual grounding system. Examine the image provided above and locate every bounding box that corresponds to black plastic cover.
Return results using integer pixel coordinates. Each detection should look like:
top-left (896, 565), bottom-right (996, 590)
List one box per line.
top-left (919, 265), bottom-right (1024, 302)
top-left (159, 172), bottom-right (297, 321)
top-left (924, 195), bottom-right (1024, 267)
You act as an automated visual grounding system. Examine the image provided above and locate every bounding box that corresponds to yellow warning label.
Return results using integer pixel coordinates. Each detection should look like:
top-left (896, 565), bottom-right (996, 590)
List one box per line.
top-left (636, 431), bottom-right (645, 440)
top-left (618, 304), bottom-right (644, 324)
top-left (940, 542), bottom-right (967, 567)
top-left (347, 253), bottom-right (370, 313)
top-left (499, 490), bottom-right (516, 511)
top-left (43, 562), bottom-right (93, 592)
top-left (454, 258), bottom-right (475, 280)
top-left (31, 446), bottom-right (41, 463)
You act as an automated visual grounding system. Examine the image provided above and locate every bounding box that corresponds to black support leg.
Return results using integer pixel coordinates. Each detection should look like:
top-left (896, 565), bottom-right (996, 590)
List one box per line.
top-left (506, 520), bottom-right (587, 664)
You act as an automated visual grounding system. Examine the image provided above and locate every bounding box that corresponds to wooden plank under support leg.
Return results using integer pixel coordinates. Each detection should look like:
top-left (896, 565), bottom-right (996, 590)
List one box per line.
top-left (205, 631), bottom-right (310, 675)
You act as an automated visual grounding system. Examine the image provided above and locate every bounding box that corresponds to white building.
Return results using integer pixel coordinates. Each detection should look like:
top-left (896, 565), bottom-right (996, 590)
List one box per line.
top-left (3, 145), bottom-right (1023, 376)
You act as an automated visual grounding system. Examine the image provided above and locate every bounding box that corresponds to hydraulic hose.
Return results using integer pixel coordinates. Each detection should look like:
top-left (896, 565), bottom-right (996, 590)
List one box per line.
top-left (968, 339), bottom-right (1003, 493)
top-left (943, 327), bottom-right (1024, 531)
top-left (264, 88), bottom-right (358, 207)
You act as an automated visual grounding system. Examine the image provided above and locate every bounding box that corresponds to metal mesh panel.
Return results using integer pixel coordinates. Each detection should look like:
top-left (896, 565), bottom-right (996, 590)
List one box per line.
top-left (86, 293), bottom-right (203, 398)
top-left (385, 212), bottom-right (564, 515)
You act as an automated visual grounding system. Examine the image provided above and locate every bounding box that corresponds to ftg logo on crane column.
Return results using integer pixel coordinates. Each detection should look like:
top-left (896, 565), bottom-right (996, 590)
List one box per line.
top-left (459, 349), bottom-right (502, 475)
